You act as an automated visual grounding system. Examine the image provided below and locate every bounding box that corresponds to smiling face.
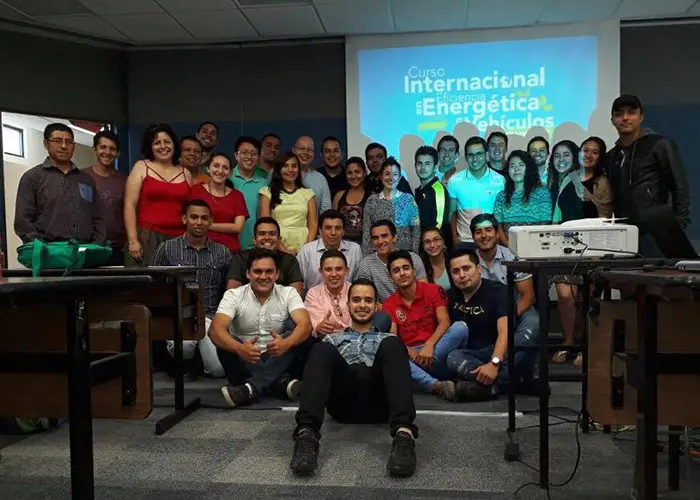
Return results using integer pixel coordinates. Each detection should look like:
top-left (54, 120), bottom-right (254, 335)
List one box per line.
top-left (293, 136), bottom-right (315, 169)
top-left (528, 140), bottom-right (549, 167)
top-left (581, 140), bottom-right (601, 171)
top-left (466, 143), bottom-right (487, 172)
top-left (246, 257), bottom-right (279, 296)
top-left (94, 136), bottom-right (118, 168)
top-left (254, 222), bottom-right (279, 250)
top-left (553, 145), bottom-right (574, 173)
top-left (322, 139), bottom-right (342, 168)
top-left (488, 136), bottom-right (507, 163)
top-left (370, 224), bottom-right (397, 256)
top-left (196, 123), bottom-right (218, 150)
top-left (208, 155), bottom-right (232, 186)
top-left (235, 141), bottom-right (259, 173)
top-left (472, 223), bottom-right (497, 253)
top-left (348, 284), bottom-right (377, 325)
top-left (152, 132), bottom-right (174, 163)
top-left (281, 156), bottom-right (300, 184)
top-left (612, 106), bottom-right (643, 136)
top-left (381, 164), bottom-right (401, 190)
top-left (508, 156), bottom-right (526, 184)
top-left (320, 257), bottom-right (348, 292)
top-left (320, 217), bottom-right (344, 249)
top-left (182, 205), bottom-right (212, 238)
top-left (421, 229), bottom-right (443, 258)
top-left (389, 257), bottom-right (416, 290)
top-left (180, 139), bottom-right (202, 169)
top-left (415, 154), bottom-right (437, 183)
top-left (438, 139), bottom-right (459, 169)
top-left (345, 161), bottom-right (366, 188)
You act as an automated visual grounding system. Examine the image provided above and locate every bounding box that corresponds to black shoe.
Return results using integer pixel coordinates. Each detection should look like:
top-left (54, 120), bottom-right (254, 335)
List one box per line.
top-left (387, 431), bottom-right (416, 477)
top-left (290, 429), bottom-right (319, 475)
top-left (221, 384), bottom-right (256, 408)
top-left (454, 381), bottom-right (493, 402)
top-left (435, 380), bottom-right (456, 402)
top-left (278, 377), bottom-right (302, 401)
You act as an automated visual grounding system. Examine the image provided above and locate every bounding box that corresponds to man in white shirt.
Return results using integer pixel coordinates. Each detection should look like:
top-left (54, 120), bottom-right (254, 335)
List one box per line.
top-left (297, 209), bottom-right (363, 290)
top-left (448, 136), bottom-right (504, 244)
top-left (210, 248), bottom-right (313, 407)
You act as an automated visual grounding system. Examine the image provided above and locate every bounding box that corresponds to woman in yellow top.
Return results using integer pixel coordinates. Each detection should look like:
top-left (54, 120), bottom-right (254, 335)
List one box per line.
top-left (259, 151), bottom-right (318, 254)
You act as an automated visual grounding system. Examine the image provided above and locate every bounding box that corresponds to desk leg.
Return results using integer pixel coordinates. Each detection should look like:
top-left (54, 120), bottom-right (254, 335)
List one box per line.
top-left (634, 288), bottom-right (658, 500)
top-left (537, 273), bottom-right (550, 489)
top-left (66, 297), bottom-right (94, 500)
top-left (507, 270), bottom-right (516, 433)
top-left (581, 276), bottom-right (590, 433)
top-left (155, 279), bottom-right (200, 435)
top-left (668, 426), bottom-right (681, 491)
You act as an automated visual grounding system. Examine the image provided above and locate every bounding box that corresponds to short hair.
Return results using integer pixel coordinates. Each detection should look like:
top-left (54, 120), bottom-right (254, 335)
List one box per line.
top-left (345, 156), bottom-right (366, 170)
top-left (437, 135), bottom-right (459, 152)
top-left (182, 198), bottom-right (211, 215)
top-left (141, 124), bottom-right (180, 164)
top-left (44, 123), bottom-right (74, 141)
top-left (93, 129), bottom-right (119, 150)
top-left (180, 135), bottom-right (202, 148)
top-left (197, 121), bottom-right (219, 134)
top-left (365, 142), bottom-right (387, 158)
top-left (320, 249), bottom-right (348, 268)
top-left (527, 136), bottom-right (550, 154)
top-left (387, 250), bottom-right (413, 272)
top-left (321, 136), bottom-right (341, 150)
top-left (261, 132), bottom-right (280, 143)
top-left (371, 219), bottom-right (397, 236)
top-left (254, 217), bottom-right (281, 235)
top-left (487, 131), bottom-right (509, 148)
top-left (470, 213), bottom-right (499, 235)
top-left (246, 248), bottom-right (280, 271)
top-left (414, 145), bottom-right (438, 165)
top-left (448, 247), bottom-right (480, 269)
top-left (348, 278), bottom-right (378, 301)
top-left (235, 136), bottom-right (261, 153)
top-left (465, 136), bottom-right (488, 153)
top-left (319, 209), bottom-right (345, 228)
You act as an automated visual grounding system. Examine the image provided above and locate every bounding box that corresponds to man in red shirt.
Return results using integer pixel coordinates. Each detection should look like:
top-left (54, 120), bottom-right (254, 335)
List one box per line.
top-left (384, 250), bottom-right (469, 401)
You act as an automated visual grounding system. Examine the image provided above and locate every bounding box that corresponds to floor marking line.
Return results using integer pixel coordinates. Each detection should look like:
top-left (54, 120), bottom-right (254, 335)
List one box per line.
top-left (278, 407), bottom-right (523, 417)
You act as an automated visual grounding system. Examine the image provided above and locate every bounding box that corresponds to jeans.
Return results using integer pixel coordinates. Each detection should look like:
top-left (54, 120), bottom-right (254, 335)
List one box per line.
top-left (294, 336), bottom-right (418, 438)
top-left (167, 317), bottom-right (225, 377)
top-left (408, 321), bottom-right (469, 392)
top-left (446, 307), bottom-right (540, 389)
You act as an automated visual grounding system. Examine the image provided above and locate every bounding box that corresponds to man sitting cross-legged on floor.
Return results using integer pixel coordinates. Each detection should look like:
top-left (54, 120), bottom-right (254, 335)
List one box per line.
top-left (291, 278), bottom-right (418, 478)
top-left (210, 248), bottom-right (312, 407)
top-left (382, 250), bottom-right (468, 401)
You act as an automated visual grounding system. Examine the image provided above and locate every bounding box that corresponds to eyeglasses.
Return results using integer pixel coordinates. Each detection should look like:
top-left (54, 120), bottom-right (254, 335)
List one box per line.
top-left (330, 295), bottom-right (343, 318)
top-left (237, 150), bottom-right (259, 158)
top-left (47, 138), bottom-right (75, 146)
top-left (422, 236), bottom-right (443, 246)
top-left (294, 147), bottom-right (314, 154)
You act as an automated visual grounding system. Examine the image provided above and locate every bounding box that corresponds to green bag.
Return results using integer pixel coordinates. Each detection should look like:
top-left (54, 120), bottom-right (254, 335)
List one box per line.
top-left (17, 239), bottom-right (113, 277)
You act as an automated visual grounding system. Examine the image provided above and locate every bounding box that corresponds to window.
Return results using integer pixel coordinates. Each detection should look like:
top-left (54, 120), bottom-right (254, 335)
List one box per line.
top-left (2, 124), bottom-right (24, 157)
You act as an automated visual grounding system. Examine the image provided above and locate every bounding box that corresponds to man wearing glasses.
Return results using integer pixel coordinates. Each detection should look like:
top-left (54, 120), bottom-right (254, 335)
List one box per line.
top-left (446, 136), bottom-right (504, 244)
top-left (230, 136), bottom-right (268, 249)
top-left (15, 123), bottom-right (105, 245)
top-left (293, 135), bottom-right (332, 215)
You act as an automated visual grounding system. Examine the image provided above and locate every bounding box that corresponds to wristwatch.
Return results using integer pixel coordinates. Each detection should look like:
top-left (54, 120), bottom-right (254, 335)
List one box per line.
top-left (490, 356), bottom-right (502, 367)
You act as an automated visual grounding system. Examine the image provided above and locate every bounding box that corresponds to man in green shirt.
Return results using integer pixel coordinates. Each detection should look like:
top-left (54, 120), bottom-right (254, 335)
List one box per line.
top-left (229, 136), bottom-right (269, 249)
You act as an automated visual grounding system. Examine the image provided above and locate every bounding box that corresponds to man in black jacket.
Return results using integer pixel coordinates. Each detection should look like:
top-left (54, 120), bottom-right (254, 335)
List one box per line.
top-left (606, 95), bottom-right (691, 256)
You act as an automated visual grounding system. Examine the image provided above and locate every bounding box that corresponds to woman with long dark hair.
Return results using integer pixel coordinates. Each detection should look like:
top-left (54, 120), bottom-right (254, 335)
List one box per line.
top-left (333, 156), bottom-right (370, 244)
top-left (548, 140), bottom-right (584, 224)
top-left (259, 151), bottom-right (317, 254)
top-left (493, 150), bottom-right (552, 244)
top-left (580, 136), bottom-right (613, 219)
top-left (419, 227), bottom-right (451, 291)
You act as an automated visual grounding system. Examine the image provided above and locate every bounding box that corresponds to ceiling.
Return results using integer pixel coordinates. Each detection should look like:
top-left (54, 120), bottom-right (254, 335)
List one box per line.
top-left (0, 0), bottom-right (698, 47)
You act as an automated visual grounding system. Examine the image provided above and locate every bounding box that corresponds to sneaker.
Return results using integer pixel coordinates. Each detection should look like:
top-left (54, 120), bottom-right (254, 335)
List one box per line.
top-left (434, 380), bottom-right (456, 402)
top-left (290, 429), bottom-right (319, 475)
top-left (220, 384), bottom-right (256, 408)
top-left (454, 380), bottom-right (493, 402)
top-left (387, 431), bottom-right (416, 477)
top-left (286, 379), bottom-right (302, 401)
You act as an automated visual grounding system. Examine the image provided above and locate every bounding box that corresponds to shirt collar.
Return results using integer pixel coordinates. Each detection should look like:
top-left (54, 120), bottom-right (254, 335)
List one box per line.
top-left (343, 325), bottom-right (380, 334)
top-left (41, 157), bottom-right (78, 171)
top-left (478, 245), bottom-right (505, 269)
top-left (323, 281), bottom-right (349, 298)
top-left (416, 177), bottom-right (439, 194)
top-left (315, 239), bottom-right (348, 253)
top-left (233, 165), bottom-right (266, 181)
top-left (177, 234), bottom-right (213, 252)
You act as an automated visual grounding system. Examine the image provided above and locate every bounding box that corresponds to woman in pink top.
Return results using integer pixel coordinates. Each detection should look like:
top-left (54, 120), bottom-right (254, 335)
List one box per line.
top-left (124, 124), bottom-right (192, 266)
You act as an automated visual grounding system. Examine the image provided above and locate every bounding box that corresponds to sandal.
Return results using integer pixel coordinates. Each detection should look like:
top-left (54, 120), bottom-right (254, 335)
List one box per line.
top-left (552, 350), bottom-right (571, 363)
top-left (573, 352), bottom-right (583, 367)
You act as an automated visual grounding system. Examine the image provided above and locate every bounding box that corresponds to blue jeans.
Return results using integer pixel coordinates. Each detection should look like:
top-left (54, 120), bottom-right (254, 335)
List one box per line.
top-left (409, 321), bottom-right (470, 392)
top-left (445, 307), bottom-right (540, 390)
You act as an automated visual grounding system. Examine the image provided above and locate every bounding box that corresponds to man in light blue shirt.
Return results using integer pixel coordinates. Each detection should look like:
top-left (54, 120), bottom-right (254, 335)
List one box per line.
top-left (229, 136), bottom-right (269, 249)
top-left (294, 135), bottom-right (331, 214)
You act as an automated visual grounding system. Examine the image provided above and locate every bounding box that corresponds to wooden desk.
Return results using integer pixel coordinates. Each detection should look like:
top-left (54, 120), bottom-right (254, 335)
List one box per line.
top-left (0, 276), bottom-right (153, 500)
top-left (3, 266), bottom-right (205, 434)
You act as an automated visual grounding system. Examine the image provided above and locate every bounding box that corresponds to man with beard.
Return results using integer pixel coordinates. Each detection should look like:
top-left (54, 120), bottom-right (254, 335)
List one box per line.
top-left (210, 248), bottom-right (312, 408)
top-left (179, 135), bottom-right (204, 181)
top-left (606, 94), bottom-right (691, 257)
top-left (195, 121), bottom-right (219, 168)
top-left (436, 135), bottom-right (460, 185)
top-left (447, 137), bottom-right (504, 244)
top-left (487, 131), bottom-right (508, 175)
top-left (260, 133), bottom-right (281, 175)
top-left (293, 135), bottom-right (332, 214)
top-left (84, 130), bottom-right (127, 265)
top-left (364, 142), bottom-right (413, 195)
top-left (317, 136), bottom-right (349, 198)
top-left (290, 278), bottom-right (418, 478)
top-left (527, 136), bottom-right (550, 187)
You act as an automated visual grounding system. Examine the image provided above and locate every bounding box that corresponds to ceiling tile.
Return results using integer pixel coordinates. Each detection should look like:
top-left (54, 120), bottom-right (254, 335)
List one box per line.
top-left (315, 0), bottom-right (392, 34)
top-left (392, 0), bottom-right (467, 32)
top-left (155, 0), bottom-right (236, 12)
top-left (242, 5), bottom-right (323, 36)
top-left (466, 0), bottom-right (544, 28)
top-left (0, 3), bottom-right (32, 21)
top-left (103, 13), bottom-right (193, 42)
top-left (170, 10), bottom-right (257, 39)
top-left (615, 0), bottom-right (696, 18)
top-left (3, 0), bottom-right (90, 17)
top-left (35, 14), bottom-right (130, 40)
top-left (539, 0), bottom-right (622, 23)
top-left (78, 0), bottom-right (162, 15)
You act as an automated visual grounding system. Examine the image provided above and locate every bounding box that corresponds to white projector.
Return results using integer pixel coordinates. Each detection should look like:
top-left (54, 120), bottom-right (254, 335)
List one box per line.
top-left (508, 219), bottom-right (639, 259)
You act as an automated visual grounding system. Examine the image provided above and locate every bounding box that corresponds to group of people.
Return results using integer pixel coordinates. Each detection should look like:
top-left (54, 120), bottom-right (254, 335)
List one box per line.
top-left (10, 93), bottom-right (690, 477)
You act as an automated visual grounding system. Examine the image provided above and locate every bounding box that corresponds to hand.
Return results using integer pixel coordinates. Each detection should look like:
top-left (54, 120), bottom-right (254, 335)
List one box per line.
top-left (415, 343), bottom-right (435, 367)
top-left (316, 311), bottom-right (340, 337)
top-left (237, 337), bottom-right (262, 364)
top-left (471, 362), bottom-right (499, 385)
top-left (128, 240), bottom-right (143, 261)
top-left (407, 348), bottom-right (418, 362)
top-left (266, 332), bottom-right (291, 357)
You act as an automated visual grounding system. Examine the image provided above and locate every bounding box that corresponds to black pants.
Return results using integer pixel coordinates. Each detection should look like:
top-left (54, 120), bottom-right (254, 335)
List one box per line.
top-left (294, 336), bottom-right (418, 438)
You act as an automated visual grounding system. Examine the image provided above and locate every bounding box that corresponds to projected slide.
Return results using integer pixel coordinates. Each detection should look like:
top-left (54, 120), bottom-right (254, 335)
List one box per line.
top-left (356, 35), bottom-right (597, 155)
